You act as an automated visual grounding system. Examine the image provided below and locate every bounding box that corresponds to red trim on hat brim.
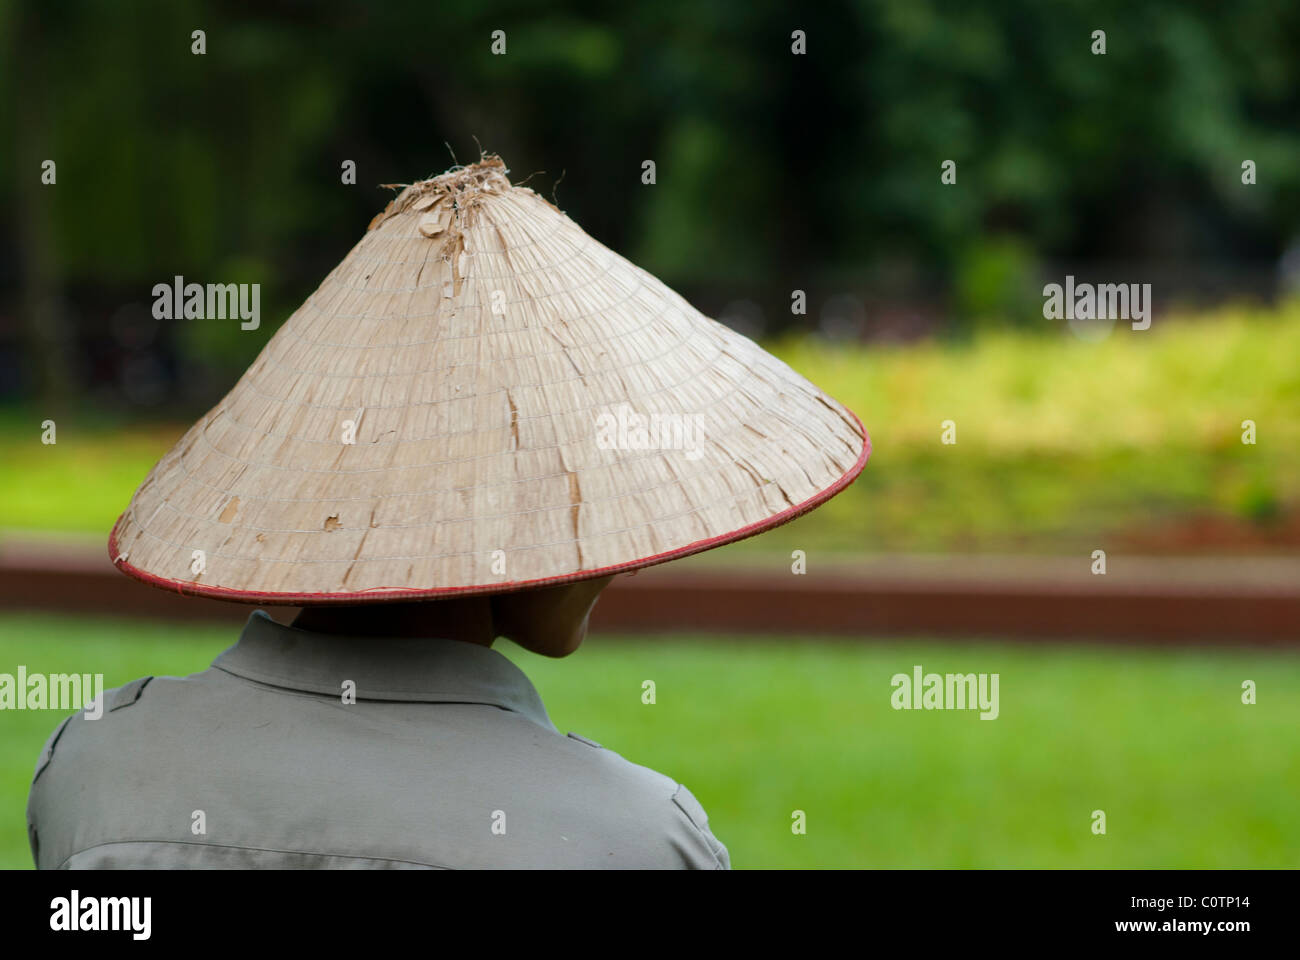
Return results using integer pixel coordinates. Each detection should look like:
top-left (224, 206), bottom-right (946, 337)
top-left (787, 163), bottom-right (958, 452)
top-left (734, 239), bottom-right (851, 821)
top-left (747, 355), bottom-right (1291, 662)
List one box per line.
top-left (107, 409), bottom-right (872, 605)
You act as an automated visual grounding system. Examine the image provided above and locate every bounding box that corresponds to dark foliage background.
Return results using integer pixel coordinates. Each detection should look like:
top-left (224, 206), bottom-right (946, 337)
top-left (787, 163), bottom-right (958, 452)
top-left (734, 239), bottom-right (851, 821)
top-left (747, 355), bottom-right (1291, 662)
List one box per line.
top-left (3, 0), bottom-right (1298, 410)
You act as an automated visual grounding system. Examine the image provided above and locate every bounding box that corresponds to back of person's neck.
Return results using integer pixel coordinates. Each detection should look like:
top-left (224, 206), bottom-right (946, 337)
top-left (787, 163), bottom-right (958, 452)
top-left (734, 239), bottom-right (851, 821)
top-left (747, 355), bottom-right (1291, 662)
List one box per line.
top-left (291, 599), bottom-right (495, 646)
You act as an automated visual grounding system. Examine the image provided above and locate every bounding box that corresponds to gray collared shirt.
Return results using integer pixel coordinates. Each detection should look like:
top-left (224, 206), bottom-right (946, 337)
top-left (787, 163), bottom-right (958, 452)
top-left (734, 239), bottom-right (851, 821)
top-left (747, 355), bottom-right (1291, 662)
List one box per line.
top-left (27, 611), bottom-right (730, 870)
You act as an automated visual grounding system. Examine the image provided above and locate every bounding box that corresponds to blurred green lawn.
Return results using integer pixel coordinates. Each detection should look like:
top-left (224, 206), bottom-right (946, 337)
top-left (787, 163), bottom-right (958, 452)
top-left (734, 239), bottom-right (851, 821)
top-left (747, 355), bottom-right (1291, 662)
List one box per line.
top-left (3, 611), bottom-right (1297, 869)
top-left (3, 301), bottom-right (1297, 554)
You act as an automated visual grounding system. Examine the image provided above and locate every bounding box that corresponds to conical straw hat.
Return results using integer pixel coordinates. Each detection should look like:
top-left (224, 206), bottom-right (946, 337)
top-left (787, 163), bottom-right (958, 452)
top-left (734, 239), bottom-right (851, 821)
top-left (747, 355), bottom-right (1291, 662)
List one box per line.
top-left (109, 156), bottom-right (870, 603)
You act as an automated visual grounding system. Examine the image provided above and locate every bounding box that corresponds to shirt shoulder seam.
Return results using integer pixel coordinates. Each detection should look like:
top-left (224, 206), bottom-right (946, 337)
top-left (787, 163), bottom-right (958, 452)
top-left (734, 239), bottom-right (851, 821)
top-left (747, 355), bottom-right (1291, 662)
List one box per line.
top-left (30, 713), bottom-right (77, 786)
top-left (670, 783), bottom-right (728, 869)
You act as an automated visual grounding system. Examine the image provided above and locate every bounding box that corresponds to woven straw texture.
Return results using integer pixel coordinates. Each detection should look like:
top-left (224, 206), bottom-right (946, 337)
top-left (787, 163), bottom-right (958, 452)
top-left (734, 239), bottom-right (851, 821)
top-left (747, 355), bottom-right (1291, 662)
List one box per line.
top-left (110, 157), bottom-right (870, 603)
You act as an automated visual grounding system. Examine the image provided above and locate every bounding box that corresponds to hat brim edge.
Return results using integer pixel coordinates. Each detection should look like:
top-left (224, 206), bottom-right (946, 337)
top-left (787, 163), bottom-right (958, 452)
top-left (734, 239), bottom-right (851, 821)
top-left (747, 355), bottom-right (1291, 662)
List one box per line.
top-left (106, 408), bottom-right (871, 606)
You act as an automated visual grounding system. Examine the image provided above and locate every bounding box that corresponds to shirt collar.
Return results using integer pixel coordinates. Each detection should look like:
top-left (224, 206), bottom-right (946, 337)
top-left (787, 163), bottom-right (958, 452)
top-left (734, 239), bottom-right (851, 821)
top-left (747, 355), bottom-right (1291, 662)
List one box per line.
top-left (212, 610), bottom-right (555, 731)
